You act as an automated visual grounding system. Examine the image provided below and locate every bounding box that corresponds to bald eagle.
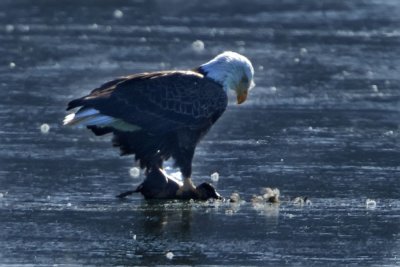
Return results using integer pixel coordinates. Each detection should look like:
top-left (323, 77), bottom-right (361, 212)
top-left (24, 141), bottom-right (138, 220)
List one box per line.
top-left (64, 51), bottom-right (255, 200)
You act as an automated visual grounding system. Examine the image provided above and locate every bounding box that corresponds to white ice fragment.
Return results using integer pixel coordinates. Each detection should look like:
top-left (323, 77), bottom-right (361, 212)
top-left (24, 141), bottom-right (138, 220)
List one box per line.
top-left (47, 195), bottom-right (51, 200)
top-left (132, 234), bottom-right (137, 240)
top-left (9, 62), bottom-right (16, 69)
top-left (89, 23), bottom-right (98, 30)
top-left (191, 40), bottom-right (205, 53)
top-left (384, 130), bottom-right (394, 136)
top-left (366, 199), bottom-right (376, 209)
top-left (129, 167), bottom-right (140, 178)
top-left (40, 123), bottom-right (50, 134)
top-left (165, 251), bottom-right (174, 260)
top-left (18, 25), bottom-right (30, 32)
top-left (294, 57), bottom-right (300, 63)
top-left (270, 86), bottom-right (277, 92)
top-left (280, 158), bottom-right (284, 162)
top-left (5, 24), bottom-right (14, 32)
top-left (0, 193), bottom-right (3, 198)
top-left (113, 9), bottom-right (124, 19)
top-left (371, 84), bottom-right (379, 92)
top-left (300, 47), bottom-right (308, 56)
top-left (262, 187), bottom-right (280, 203)
top-left (286, 213), bottom-right (295, 219)
top-left (258, 65), bottom-right (264, 71)
top-left (139, 37), bottom-right (146, 42)
top-left (210, 172), bottom-right (219, 182)
top-left (67, 202), bottom-right (72, 207)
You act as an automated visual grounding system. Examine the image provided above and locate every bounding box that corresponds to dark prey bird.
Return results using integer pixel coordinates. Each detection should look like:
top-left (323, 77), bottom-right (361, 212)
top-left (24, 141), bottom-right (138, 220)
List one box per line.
top-left (63, 51), bottom-right (255, 199)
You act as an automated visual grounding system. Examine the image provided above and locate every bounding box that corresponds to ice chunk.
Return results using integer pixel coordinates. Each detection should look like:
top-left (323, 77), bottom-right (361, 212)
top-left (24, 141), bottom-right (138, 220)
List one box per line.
top-left (229, 192), bottom-right (240, 203)
top-left (165, 251), bottom-right (174, 260)
top-left (40, 123), bottom-right (50, 134)
top-left (129, 167), bottom-right (140, 178)
top-left (113, 9), bottom-right (123, 19)
top-left (5, 25), bottom-right (14, 32)
top-left (210, 172), bottom-right (219, 182)
top-left (262, 187), bottom-right (280, 203)
top-left (9, 62), bottom-right (16, 69)
top-left (371, 84), bottom-right (379, 92)
top-left (366, 199), bottom-right (376, 209)
top-left (293, 196), bottom-right (310, 205)
top-left (191, 40), bottom-right (205, 53)
top-left (300, 48), bottom-right (308, 56)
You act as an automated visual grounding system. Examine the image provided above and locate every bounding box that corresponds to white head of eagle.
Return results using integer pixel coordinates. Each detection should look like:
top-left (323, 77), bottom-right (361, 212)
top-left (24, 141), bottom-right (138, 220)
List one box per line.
top-left (63, 51), bottom-right (255, 200)
top-left (199, 51), bottom-right (255, 104)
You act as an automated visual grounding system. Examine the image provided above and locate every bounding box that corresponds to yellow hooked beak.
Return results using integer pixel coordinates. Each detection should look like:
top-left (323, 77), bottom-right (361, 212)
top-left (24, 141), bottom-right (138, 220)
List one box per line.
top-left (237, 90), bottom-right (248, 104)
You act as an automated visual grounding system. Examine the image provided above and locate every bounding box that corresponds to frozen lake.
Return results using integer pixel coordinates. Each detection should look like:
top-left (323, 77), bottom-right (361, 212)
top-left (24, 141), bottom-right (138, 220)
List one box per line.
top-left (1, 0), bottom-right (400, 265)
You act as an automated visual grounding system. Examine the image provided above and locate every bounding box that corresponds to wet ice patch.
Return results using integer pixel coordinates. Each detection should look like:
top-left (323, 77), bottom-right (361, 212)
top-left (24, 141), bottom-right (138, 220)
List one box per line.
top-left (40, 123), bottom-right (50, 134)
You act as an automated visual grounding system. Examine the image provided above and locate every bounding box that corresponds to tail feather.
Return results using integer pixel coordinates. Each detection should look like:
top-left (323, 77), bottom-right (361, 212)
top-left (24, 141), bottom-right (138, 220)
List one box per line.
top-left (63, 108), bottom-right (115, 126)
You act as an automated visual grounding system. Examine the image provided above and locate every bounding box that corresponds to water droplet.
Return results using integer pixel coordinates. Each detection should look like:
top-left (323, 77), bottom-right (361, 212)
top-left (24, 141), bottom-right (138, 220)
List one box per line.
top-left (191, 40), bottom-right (205, 53)
top-left (40, 123), bottom-right (50, 134)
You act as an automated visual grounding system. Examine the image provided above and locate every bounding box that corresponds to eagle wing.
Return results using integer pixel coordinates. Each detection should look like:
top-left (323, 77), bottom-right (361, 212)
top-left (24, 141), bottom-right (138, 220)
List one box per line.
top-left (67, 71), bottom-right (228, 134)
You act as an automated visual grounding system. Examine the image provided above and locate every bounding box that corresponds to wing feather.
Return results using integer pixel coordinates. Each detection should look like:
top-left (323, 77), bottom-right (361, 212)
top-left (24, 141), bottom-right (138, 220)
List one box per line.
top-left (66, 71), bottom-right (227, 134)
